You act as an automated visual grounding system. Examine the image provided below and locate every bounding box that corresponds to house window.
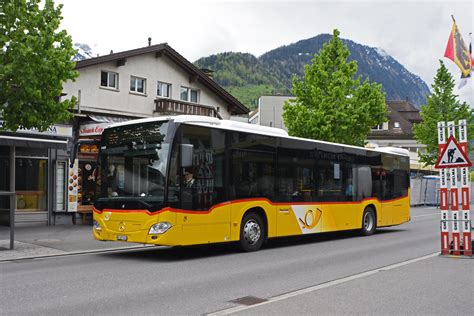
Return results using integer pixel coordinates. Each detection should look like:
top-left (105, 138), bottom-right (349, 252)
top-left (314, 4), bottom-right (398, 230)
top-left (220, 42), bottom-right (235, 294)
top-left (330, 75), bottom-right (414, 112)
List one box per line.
top-left (157, 81), bottom-right (171, 98)
top-left (100, 71), bottom-right (118, 89)
top-left (180, 86), bottom-right (199, 103)
top-left (394, 121), bottom-right (400, 128)
top-left (130, 76), bottom-right (146, 94)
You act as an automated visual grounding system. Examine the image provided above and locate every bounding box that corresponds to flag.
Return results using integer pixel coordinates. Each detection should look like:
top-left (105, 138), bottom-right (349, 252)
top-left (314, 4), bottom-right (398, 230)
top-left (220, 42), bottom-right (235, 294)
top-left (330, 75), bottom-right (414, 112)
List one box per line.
top-left (457, 34), bottom-right (473, 89)
top-left (444, 21), bottom-right (472, 77)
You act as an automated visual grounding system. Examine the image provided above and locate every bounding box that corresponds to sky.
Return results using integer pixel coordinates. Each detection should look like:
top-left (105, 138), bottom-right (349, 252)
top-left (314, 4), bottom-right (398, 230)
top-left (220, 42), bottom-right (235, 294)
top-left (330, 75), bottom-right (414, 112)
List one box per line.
top-left (56, 0), bottom-right (473, 105)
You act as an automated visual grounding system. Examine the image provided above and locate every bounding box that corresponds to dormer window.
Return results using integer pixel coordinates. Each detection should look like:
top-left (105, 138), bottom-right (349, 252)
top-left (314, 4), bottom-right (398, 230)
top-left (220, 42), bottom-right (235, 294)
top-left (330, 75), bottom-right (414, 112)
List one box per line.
top-left (394, 122), bottom-right (400, 128)
top-left (100, 71), bottom-right (118, 89)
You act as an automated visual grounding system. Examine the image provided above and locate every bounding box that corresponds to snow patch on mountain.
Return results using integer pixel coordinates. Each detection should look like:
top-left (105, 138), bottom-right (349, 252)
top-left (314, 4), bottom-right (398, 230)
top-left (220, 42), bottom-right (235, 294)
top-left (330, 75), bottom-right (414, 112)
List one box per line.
top-left (72, 43), bottom-right (95, 61)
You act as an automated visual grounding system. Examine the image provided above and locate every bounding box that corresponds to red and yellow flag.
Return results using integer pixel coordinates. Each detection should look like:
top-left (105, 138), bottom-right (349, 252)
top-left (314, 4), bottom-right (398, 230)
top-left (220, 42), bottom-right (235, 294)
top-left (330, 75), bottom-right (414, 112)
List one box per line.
top-left (444, 21), bottom-right (472, 77)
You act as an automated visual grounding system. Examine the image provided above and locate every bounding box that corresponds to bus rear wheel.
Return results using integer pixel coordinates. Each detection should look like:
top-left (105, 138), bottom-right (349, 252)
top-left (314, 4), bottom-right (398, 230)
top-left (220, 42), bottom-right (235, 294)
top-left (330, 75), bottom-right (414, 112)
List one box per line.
top-left (361, 207), bottom-right (376, 236)
top-left (240, 212), bottom-right (265, 252)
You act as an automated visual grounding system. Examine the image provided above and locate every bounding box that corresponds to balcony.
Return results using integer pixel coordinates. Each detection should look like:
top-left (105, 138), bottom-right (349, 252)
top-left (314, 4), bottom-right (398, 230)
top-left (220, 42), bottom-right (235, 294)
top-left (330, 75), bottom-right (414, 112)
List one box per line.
top-left (154, 98), bottom-right (221, 118)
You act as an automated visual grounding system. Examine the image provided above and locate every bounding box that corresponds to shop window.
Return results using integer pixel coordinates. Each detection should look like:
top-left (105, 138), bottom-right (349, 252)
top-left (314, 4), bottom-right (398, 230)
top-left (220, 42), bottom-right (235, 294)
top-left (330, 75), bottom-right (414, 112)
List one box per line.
top-left (15, 158), bottom-right (47, 211)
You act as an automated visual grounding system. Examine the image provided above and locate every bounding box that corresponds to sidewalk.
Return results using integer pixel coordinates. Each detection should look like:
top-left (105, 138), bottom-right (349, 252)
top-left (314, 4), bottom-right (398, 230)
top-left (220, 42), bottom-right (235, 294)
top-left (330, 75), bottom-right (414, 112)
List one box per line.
top-left (0, 224), bottom-right (152, 261)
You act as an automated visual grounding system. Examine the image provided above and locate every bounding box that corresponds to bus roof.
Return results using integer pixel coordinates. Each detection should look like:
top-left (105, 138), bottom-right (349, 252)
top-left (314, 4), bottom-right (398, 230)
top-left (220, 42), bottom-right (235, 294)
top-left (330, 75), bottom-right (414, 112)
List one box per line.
top-left (106, 115), bottom-right (409, 157)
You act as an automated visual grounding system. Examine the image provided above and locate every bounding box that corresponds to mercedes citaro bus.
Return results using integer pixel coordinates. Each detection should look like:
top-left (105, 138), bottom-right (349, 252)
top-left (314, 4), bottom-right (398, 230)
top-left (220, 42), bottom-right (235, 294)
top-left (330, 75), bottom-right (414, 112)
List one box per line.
top-left (87, 115), bottom-right (410, 251)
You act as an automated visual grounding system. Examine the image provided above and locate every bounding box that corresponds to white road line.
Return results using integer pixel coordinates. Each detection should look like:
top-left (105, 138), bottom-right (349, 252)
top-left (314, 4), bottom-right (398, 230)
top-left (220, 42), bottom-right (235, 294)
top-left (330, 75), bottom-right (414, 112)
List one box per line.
top-left (208, 252), bottom-right (439, 315)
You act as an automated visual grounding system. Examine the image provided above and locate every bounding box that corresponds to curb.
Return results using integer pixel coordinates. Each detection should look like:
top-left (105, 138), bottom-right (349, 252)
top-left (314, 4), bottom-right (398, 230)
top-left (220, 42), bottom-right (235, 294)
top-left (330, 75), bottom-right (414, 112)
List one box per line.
top-left (0, 244), bottom-right (160, 262)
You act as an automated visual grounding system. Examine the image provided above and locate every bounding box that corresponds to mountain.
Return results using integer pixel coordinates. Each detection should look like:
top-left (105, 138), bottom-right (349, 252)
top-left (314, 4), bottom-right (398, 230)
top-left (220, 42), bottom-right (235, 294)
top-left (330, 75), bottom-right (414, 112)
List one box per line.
top-left (195, 34), bottom-right (430, 110)
top-left (72, 43), bottom-right (95, 61)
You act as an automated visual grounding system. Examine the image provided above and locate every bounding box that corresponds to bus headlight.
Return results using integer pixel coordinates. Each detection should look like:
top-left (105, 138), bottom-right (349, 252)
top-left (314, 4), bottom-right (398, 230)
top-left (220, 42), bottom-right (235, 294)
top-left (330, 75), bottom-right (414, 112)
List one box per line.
top-left (149, 222), bottom-right (172, 235)
top-left (93, 220), bottom-right (102, 231)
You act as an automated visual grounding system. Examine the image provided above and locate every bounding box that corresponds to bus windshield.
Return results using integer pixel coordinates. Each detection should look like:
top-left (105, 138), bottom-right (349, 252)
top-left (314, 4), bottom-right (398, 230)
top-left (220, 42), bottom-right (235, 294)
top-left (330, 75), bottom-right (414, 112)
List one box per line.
top-left (96, 121), bottom-right (170, 211)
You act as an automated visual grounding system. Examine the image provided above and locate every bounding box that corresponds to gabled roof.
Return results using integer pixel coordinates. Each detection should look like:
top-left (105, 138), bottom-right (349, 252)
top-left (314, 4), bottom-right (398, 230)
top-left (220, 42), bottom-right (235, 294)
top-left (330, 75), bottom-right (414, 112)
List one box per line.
top-left (74, 43), bottom-right (249, 115)
top-left (387, 100), bottom-right (422, 123)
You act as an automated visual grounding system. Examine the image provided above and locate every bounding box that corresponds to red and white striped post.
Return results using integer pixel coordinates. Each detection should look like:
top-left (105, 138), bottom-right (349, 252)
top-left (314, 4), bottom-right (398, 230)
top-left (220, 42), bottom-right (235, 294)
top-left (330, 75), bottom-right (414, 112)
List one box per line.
top-left (447, 121), bottom-right (461, 255)
top-left (438, 122), bottom-right (450, 254)
top-left (440, 169), bottom-right (450, 254)
top-left (458, 119), bottom-right (472, 256)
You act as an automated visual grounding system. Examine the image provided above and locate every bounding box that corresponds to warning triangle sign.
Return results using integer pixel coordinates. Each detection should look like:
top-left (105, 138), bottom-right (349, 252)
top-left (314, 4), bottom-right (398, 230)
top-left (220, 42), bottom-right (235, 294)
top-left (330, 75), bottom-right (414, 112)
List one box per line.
top-left (435, 136), bottom-right (472, 169)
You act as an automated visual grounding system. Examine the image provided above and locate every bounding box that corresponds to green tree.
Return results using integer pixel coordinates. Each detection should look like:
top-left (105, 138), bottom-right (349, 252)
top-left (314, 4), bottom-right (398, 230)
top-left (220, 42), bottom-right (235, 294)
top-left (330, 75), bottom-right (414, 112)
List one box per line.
top-left (413, 60), bottom-right (473, 166)
top-left (0, 0), bottom-right (78, 131)
top-left (282, 29), bottom-right (386, 146)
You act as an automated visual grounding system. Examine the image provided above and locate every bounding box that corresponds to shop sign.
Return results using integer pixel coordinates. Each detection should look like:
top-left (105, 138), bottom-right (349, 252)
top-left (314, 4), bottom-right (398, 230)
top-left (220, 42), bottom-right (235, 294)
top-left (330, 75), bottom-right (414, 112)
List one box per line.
top-left (14, 124), bottom-right (73, 137)
top-left (79, 123), bottom-right (110, 136)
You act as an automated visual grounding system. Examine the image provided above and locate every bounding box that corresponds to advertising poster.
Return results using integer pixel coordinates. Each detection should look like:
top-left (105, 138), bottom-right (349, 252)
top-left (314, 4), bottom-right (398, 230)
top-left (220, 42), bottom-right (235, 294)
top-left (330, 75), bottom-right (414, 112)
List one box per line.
top-left (67, 159), bottom-right (79, 212)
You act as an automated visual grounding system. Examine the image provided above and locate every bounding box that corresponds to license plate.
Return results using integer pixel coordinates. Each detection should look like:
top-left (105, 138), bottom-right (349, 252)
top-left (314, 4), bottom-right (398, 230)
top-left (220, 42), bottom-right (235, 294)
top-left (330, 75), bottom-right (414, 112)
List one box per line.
top-left (117, 235), bottom-right (128, 241)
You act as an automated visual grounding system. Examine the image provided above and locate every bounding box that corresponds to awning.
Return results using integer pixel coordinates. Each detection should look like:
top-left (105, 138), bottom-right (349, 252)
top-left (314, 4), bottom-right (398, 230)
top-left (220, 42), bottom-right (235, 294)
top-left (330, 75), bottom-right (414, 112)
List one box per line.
top-left (88, 114), bottom-right (131, 123)
top-left (0, 134), bottom-right (68, 150)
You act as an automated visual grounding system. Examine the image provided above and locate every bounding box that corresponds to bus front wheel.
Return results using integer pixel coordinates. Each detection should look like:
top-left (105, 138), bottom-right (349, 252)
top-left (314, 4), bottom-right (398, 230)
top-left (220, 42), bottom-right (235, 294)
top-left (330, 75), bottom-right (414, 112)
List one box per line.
top-left (361, 207), bottom-right (376, 236)
top-left (240, 212), bottom-right (265, 252)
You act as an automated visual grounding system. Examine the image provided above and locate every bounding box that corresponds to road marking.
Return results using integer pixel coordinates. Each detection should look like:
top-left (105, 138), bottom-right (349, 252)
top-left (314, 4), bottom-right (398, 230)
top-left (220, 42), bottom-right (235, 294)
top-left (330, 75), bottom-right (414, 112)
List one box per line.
top-left (411, 213), bottom-right (439, 218)
top-left (208, 252), bottom-right (439, 315)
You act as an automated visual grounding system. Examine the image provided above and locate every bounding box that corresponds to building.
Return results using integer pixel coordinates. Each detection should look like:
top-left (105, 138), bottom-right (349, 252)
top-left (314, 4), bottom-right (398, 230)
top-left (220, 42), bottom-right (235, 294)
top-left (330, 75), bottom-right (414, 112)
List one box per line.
top-left (62, 42), bottom-right (248, 121)
top-left (1, 42), bottom-right (249, 226)
top-left (0, 125), bottom-right (72, 226)
top-left (366, 100), bottom-right (430, 172)
top-left (250, 95), bottom-right (292, 129)
top-left (252, 95), bottom-right (428, 171)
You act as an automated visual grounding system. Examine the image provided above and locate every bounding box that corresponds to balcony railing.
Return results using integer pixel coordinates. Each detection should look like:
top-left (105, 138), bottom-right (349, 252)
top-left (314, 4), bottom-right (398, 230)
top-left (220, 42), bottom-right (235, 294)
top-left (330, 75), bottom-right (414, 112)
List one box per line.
top-left (154, 98), bottom-right (221, 119)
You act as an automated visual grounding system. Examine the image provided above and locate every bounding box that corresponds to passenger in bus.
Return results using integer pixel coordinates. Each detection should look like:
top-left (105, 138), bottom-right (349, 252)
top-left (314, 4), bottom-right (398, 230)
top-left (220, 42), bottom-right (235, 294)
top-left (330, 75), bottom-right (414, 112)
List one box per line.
top-left (184, 168), bottom-right (196, 188)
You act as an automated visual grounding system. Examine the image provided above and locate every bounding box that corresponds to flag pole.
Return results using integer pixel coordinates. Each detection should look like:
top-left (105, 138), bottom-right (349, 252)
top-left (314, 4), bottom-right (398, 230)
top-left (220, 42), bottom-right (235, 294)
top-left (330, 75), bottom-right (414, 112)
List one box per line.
top-left (451, 15), bottom-right (456, 22)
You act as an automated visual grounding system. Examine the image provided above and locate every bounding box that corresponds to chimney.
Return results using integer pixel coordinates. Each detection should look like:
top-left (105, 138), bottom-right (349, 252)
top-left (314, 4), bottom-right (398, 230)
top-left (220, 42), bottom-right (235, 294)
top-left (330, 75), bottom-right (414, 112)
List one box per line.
top-left (148, 37), bottom-right (152, 46)
top-left (200, 68), bottom-right (214, 79)
top-left (110, 50), bottom-right (113, 54)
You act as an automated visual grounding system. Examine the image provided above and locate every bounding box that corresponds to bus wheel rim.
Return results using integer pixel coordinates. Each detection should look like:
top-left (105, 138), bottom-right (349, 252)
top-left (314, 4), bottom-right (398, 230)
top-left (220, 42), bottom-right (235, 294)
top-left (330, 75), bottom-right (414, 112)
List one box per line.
top-left (243, 220), bottom-right (261, 245)
top-left (364, 212), bottom-right (373, 231)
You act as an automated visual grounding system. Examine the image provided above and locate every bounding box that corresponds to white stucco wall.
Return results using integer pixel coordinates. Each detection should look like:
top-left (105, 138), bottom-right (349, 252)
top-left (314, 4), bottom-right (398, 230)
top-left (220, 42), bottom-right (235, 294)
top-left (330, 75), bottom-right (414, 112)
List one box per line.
top-left (62, 54), bottom-right (232, 118)
top-left (258, 95), bottom-right (293, 130)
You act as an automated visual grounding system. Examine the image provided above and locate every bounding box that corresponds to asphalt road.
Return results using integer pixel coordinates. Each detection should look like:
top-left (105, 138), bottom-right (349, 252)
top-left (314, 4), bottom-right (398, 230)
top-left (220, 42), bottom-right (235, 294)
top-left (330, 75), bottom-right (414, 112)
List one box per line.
top-left (1, 207), bottom-right (472, 315)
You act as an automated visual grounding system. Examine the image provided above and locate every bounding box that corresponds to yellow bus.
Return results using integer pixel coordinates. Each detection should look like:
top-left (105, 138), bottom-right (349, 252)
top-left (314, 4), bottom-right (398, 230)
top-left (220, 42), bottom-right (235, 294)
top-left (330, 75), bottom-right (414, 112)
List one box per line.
top-left (90, 115), bottom-right (410, 251)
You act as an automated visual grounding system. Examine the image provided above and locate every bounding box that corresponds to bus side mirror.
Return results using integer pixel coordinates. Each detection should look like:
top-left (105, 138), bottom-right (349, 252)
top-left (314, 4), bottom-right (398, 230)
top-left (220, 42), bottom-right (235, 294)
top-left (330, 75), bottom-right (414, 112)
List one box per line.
top-left (180, 144), bottom-right (194, 167)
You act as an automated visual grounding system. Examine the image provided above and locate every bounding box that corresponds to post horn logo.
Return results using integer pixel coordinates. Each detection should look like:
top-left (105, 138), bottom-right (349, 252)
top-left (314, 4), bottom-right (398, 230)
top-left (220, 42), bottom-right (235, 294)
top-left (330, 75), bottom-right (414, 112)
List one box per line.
top-left (118, 222), bottom-right (126, 232)
top-left (298, 208), bottom-right (322, 230)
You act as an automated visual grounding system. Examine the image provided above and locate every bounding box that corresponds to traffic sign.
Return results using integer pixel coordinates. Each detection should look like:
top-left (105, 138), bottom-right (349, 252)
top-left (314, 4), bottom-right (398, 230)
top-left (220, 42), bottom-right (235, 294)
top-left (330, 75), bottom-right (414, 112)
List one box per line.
top-left (434, 136), bottom-right (472, 169)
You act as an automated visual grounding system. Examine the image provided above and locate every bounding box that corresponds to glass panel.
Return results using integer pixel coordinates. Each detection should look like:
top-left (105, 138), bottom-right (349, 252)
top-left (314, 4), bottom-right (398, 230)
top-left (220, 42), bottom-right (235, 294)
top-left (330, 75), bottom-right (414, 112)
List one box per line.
top-left (108, 72), bottom-right (116, 88)
top-left (277, 148), bottom-right (315, 202)
top-left (179, 125), bottom-right (227, 210)
top-left (101, 71), bottom-right (108, 87)
top-left (232, 150), bottom-right (275, 200)
top-left (157, 82), bottom-right (162, 96)
top-left (137, 78), bottom-right (144, 93)
top-left (78, 162), bottom-right (97, 206)
top-left (97, 121), bottom-right (170, 211)
top-left (15, 158), bottom-right (47, 211)
top-left (15, 147), bottom-right (47, 157)
top-left (0, 155), bottom-right (10, 191)
top-left (164, 84), bottom-right (170, 97)
top-left (190, 89), bottom-right (198, 103)
top-left (318, 159), bottom-right (343, 201)
top-left (56, 162), bottom-right (66, 211)
top-left (180, 87), bottom-right (188, 101)
top-left (130, 77), bottom-right (136, 91)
